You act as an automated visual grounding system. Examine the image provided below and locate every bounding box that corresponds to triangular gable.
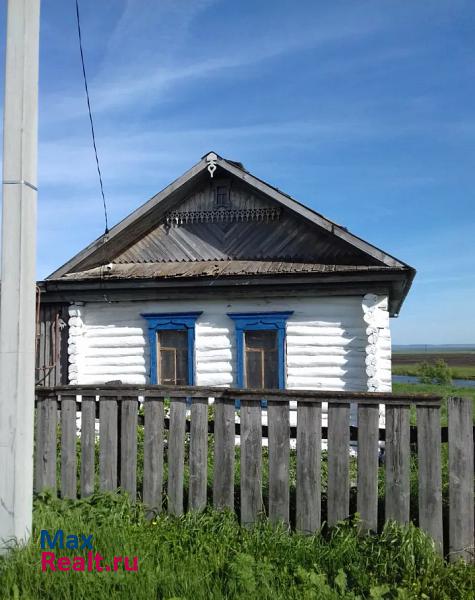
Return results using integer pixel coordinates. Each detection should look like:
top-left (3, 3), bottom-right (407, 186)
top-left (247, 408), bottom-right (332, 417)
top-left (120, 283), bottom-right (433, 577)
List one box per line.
top-left (48, 152), bottom-right (410, 279)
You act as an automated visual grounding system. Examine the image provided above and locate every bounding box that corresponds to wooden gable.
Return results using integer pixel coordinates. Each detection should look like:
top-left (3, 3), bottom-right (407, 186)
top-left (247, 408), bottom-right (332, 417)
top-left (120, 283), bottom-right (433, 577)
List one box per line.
top-left (44, 152), bottom-right (414, 315)
top-left (111, 179), bottom-right (379, 266)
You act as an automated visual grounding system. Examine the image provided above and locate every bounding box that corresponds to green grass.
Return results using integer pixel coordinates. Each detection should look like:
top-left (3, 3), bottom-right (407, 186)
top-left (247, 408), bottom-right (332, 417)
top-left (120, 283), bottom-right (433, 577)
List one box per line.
top-left (392, 382), bottom-right (475, 425)
top-left (393, 364), bottom-right (475, 380)
top-left (0, 493), bottom-right (473, 600)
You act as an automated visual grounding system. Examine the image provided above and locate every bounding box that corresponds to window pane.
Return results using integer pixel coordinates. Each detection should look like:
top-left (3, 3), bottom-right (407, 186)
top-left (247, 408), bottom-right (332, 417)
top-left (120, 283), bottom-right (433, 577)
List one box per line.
top-left (264, 350), bottom-right (279, 388)
top-left (245, 330), bottom-right (276, 350)
top-left (245, 349), bottom-right (263, 389)
top-left (159, 330), bottom-right (187, 349)
top-left (175, 349), bottom-right (188, 385)
top-left (244, 331), bottom-right (278, 389)
top-left (157, 330), bottom-right (188, 384)
top-left (160, 348), bottom-right (176, 384)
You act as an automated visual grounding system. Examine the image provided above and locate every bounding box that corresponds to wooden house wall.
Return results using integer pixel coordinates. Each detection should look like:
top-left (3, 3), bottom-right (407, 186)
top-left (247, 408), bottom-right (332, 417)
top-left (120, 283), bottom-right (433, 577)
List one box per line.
top-left (67, 294), bottom-right (391, 394)
top-left (36, 302), bottom-right (69, 386)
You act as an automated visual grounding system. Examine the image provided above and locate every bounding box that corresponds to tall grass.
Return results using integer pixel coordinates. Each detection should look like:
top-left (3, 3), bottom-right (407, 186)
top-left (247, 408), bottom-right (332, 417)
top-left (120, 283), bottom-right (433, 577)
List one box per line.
top-left (0, 493), bottom-right (472, 600)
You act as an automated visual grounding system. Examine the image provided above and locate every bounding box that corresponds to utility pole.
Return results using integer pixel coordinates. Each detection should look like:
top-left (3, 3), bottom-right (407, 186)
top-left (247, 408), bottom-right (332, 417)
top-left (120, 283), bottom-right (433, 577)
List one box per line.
top-left (0, 0), bottom-right (41, 549)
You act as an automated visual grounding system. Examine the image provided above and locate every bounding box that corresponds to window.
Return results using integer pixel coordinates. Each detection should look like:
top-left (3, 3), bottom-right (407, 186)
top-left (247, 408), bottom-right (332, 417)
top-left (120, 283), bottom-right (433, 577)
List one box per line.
top-left (141, 312), bottom-right (202, 384)
top-left (244, 330), bottom-right (278, 389)
top-left (227, 312), bottom-right (293, 390)
top-left (157, 330), bottom-right (188, 385)
top-left (215, 185), bottom-right (230, 208)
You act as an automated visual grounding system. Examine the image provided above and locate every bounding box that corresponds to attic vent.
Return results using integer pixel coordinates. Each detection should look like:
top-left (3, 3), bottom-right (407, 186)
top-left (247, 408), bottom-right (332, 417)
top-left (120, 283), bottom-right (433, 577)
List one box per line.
top-left (215, 185), bottom-right (230, 208)
top-left (165, 207), bottom-right (281, 226)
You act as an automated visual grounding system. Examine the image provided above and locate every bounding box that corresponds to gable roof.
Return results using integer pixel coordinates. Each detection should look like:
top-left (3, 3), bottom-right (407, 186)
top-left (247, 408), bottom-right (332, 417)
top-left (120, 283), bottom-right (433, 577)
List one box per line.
top-left (45, 152), bottom-right (415, 314)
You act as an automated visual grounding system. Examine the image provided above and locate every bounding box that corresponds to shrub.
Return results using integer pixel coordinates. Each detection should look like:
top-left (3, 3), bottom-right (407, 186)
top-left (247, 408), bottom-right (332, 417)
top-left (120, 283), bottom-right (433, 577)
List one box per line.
top-left (417, 359), bottom-right (453, 385)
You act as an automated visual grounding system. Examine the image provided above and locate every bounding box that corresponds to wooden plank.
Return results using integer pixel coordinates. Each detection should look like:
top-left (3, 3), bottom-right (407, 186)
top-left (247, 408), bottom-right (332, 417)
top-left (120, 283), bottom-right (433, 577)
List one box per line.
top-left (385, 405), bottom-right (410, 524)
top-left (120, 397), bottom-right (138, 499)
top-left (99, 397), bottom-right (118, 491)
top-left (35, 395), bottom-right (57, 493)
top-left (268, 400), bottom-right (290, 525)
top-left (213, 398), bottom-right (235, 510)
top-left (80, 396), bottom-right (96, 498)
top-left (189, 397), bottom-right (208, 512)
top-left (448, 397), bottom-right (474, 562)
top-left (327, 403), bottom-right (350, 526)
top-left (143, 397), bottom-right (164, 517)
top-left (167, 398), bottom-right (186, 515)
top-left (417, 406), bottom-right (443, 553)
top-left (240, 400), bottom-right (262, 526)
top-left (37, 384), bottom-right (442, 405)
top-left (296, 401), bottom-right (321, 533)
top-left (357, 404), bottom-right (379, 532)
top-left (60, 394), bottom-right (77, 499)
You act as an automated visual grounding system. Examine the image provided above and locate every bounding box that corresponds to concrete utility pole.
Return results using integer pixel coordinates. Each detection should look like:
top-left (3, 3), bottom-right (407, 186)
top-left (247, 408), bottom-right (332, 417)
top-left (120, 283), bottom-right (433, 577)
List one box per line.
top-left (0, 0), bottom-right (41, 549)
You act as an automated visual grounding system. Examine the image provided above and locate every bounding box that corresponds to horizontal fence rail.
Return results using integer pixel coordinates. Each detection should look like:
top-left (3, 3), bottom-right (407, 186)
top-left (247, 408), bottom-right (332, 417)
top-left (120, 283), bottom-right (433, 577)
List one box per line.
top-left (35, 385), bottom-right (474, 563)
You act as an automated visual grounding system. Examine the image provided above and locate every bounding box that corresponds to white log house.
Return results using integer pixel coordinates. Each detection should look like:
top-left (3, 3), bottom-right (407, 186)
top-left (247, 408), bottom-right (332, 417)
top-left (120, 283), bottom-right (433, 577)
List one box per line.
top-left (36, 152), bottom-right (415, 427)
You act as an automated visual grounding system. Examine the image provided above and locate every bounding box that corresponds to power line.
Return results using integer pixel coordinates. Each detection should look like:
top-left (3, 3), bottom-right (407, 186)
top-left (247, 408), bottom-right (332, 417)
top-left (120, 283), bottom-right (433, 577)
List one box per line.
top-left (74, 0), bottom-right (109, 234)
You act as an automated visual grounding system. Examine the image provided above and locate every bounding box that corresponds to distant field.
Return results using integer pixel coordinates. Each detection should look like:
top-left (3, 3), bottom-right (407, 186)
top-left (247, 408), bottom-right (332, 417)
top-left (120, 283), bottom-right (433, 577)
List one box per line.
top-left (392, 352), bottom-right (475, 379)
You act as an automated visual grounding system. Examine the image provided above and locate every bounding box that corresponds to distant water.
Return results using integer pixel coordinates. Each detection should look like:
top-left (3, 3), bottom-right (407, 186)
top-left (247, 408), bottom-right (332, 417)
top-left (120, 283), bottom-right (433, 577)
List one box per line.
top-left (393, 344), bottom-right (475, 353)
top-left (393, 375), bottom-right (475, 388)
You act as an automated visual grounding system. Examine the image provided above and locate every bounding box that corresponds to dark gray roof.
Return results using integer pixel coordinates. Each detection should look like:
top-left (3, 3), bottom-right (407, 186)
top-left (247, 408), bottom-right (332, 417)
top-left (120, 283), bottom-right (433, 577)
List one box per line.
top-left (54, 260), bottom-right (408, 281)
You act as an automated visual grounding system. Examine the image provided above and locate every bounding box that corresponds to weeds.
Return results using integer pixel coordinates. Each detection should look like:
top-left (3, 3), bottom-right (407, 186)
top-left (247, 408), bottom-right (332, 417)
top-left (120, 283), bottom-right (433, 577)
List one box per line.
top-left (0, 493), bottom-right (473, 600)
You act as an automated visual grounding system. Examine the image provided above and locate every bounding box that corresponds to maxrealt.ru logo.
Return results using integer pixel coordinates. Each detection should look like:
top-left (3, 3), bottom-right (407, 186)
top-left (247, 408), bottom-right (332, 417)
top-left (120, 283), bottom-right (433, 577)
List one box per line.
top-left (40, 530), bottom-right (138, 573)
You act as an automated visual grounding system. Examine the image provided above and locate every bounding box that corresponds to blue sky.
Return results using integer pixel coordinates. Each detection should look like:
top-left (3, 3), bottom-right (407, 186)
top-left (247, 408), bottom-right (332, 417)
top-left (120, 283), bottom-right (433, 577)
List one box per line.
top-left (0, 0), bottom-right (474, 344)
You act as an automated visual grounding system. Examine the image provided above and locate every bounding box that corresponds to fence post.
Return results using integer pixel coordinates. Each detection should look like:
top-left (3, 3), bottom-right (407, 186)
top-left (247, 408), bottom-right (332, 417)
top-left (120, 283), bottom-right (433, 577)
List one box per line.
top-left (35, 393), bottom-right (57, 493)
top-left (60, 394), bottom-right (77, 499)
top-left (80, 396), bottom-right (96, 498)
top-left (385, 404), bottom-right (410, 524)
top-left (213, 398), bottom-right (235, 510)
top-left (240, 399), bottom-right (262, 526)
top-left (327, 402), bottom-right (350, 526)
top-left (296, 401), bottom-right (321, 533)
top-left (143, 397), bottom-right (164, 517)
top-left (357, 403), bottom-right (379, 532)
top-left (168, 397), bottom-right (186, 516)
top-left (99, 396), bottom-right (118, 491)
top-left (448, 397), bottom-right (474, 562)
top-left (417, 405), bottom-right (443, 553)
top-left (120, 396), bottom-right (138, 500)
top-left (189, 397), bottom-right (208, 512)
top-left (268, 399), bottom-right (290, 525)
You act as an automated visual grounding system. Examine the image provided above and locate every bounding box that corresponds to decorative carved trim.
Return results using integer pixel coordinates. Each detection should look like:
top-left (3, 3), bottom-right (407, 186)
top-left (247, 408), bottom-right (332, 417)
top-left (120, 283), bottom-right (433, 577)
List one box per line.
top-left (206, 152), bottom-right (218, 178)
top-left (165, 206), bottom-right (281, 226)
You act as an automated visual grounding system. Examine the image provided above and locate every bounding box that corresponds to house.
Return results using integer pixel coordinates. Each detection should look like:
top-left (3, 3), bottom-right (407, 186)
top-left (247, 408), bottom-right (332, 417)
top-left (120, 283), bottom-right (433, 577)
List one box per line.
top-left (36, 152), bottom-right (414, 426)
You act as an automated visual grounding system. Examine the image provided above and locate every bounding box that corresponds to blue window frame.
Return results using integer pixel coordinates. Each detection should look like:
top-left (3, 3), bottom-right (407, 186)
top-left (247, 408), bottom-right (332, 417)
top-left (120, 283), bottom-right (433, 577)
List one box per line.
top-left (141, 312), bottom-right (202, 384)
top-left (227, 312), bottom-right (293, 391)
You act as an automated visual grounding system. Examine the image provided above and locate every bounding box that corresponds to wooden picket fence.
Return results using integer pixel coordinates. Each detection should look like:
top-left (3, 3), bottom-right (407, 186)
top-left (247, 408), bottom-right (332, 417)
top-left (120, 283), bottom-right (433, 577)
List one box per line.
top-left (35, 385), bottom-right (474, 562)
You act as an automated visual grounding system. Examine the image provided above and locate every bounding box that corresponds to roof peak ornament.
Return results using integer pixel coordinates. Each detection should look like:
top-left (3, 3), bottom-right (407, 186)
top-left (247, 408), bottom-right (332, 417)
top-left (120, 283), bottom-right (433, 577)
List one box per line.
top-left (206, 152), bottom-right (218, 178)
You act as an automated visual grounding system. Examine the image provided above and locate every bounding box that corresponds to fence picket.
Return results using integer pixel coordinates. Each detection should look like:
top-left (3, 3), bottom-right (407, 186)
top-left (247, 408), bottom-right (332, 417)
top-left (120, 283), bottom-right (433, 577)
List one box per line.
top-left (268, 400), bottom-right (290, 525)
top-left (240, 400), bottom-right (262, 526)
top-left (99, 396), bottom-right (118, 491)
top-left (120, 397), bottom-right (138, 499)
top-left (448, 397), bottom-right (474, 562)
top-left (60, 394), bottom-right (77, 499)
top-left (80, 396), bottom-right (96, 498)
top-left (143, 397), bottom-right (164, 516)
top-left (35, 394), bottom-right (58, 493)
top-left (357, 404), bottom-right (379, 532)
top-left (189, 397), bottom-right (208, 512)
top-left (213, 398), bottom-right (235, 510)
top-left (327, 403), bottom-right (350, 526)
top-left (417, 405), bottom-right (443, 553)
top-left (168, 398), bottom-right (186, 516)
top-left (296, 401), bottom-right (321, 533)
top-left (385, 405), bottom-right (410, 524)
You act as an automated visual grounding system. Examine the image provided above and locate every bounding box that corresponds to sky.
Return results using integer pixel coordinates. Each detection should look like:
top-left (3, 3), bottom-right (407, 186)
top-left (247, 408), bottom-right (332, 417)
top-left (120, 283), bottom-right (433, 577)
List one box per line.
top-left (0, 0), bottom-right (474, 345)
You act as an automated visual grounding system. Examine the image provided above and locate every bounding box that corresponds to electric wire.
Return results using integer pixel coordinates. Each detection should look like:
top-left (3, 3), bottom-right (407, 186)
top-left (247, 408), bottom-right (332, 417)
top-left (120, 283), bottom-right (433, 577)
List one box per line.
top-left (74, 0), bottom-right (109, 234)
